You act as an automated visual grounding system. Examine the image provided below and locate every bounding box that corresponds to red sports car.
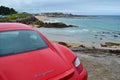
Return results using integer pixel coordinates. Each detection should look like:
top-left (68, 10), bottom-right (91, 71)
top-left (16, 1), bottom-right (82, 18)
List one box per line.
top-left (0, 23), bottom-right (87, 80)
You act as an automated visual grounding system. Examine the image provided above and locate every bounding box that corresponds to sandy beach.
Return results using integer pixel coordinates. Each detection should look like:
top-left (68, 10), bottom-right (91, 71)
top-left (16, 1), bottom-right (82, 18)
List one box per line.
top-left (35, 16), bottom-right (50, 22)
top-left (76, 52), bottom-right (120, 80)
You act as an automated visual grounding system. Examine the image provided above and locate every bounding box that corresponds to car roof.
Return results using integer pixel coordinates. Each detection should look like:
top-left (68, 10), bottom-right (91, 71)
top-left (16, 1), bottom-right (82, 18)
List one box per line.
top-left (0, 23), bottom-right (34, 31)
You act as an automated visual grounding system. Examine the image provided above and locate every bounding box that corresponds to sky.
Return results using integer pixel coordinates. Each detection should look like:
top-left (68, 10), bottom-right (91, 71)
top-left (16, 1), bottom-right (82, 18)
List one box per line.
top-left (0, 0), bottom-right (120, 15)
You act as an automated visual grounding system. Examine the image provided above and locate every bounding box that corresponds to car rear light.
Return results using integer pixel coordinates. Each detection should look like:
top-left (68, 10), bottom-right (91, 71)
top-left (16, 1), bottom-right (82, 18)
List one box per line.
top-left (74, 57), bottom-right (80, 67)
top-left (74, 57), bottom-right (83, 74)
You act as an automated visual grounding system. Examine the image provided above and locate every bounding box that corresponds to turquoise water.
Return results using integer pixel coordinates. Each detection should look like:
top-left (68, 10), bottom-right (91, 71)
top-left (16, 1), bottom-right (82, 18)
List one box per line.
top-left (39, 16), bottom-right (120, 47)
top-left (56, 16), bottom-right (120, 32)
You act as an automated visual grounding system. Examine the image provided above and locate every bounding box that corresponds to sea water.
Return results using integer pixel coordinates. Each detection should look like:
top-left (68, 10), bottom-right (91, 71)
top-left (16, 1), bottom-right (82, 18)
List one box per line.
top-left (38, 15), bottom-right (120, 47)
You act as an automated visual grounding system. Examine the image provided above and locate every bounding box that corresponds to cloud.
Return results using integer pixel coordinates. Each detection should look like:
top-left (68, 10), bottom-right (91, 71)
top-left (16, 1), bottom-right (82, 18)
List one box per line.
top-left (0, 0), bottom-right (120, 15)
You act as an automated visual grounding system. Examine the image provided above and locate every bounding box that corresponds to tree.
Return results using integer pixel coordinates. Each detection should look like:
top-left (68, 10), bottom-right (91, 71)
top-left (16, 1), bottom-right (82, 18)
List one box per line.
top-left (0, 6), bottom-right (17, 15)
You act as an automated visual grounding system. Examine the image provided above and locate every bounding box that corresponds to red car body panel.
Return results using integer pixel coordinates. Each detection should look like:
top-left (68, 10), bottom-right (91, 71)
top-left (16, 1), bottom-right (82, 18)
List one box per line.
top-left (0, 23), bottom-right (33, 31)
top-left (0, 23), bottom-right (87, 80)
top-left (0, 48), bottom-right (71, 80)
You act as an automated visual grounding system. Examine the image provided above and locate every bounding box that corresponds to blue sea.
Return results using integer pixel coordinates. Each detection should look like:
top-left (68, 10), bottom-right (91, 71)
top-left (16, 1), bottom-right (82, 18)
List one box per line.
top-left (38, 15), bottom-right (120, 47)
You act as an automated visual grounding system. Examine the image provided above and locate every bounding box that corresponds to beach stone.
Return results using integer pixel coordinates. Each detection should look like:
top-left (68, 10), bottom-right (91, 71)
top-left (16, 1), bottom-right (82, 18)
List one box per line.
top-left (101, 44), bottom-right (107, 47)
top-left (89, 54), bottom-right (107, 57)
top-left (79, 45), bottom-right (86, 48)
top-left (118, 55), bottom-right (120, 57)
top-left (113, 35), bottom-right (118, 37)
top-left (70, 47), bottom-right (86, 51)
top-left (100, 38), bottom-right (102, 40)
top-left (118, 33), bottom-right (120, 35)
top-left (95, 35), bottom-right (98, 36)
top-left (58, 42), bottom-right (71, 47)
top-left (109, 50), bottom-right (120, 55)
top-left (43, 22), bottom-right (77, 28)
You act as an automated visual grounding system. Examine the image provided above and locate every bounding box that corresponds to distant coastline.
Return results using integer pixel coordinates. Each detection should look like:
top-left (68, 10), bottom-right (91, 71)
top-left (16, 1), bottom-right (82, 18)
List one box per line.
top-left (39, 12), bottom-right (93, 18)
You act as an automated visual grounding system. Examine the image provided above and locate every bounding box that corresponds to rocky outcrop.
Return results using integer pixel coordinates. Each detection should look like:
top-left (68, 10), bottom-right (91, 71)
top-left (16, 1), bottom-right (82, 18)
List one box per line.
top-left (0, 15), bottom-right (77, 28)
top-left (37, 22), bottom-right (77, 28)
top-left (56, 41), bottom-right (120, 56)
top-left (101, 42), bottom-right (120, 48)
top-left (58, 42), bottom-right (71, 47)
top-left (15, 16), bottom-right (77, 28)
top-left (16, 16), bottom-right (37, 24)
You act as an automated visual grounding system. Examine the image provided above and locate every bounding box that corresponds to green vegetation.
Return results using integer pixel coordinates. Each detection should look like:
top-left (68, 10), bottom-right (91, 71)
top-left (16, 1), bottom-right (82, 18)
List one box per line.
top-left (0, 6), bottom-right (32, 21)
top-left (0, 6), bottom-right (17, 15)
top-left (7, 13), bottom-right (31, 20)
top-left (0, 13), bottom-right (32, 21)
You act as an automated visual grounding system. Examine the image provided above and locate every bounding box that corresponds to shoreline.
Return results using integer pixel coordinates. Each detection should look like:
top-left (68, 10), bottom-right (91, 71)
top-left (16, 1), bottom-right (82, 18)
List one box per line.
top-left (38, 28), bottom-right (120, 50)
top-left (34, 15), bottom-right (120, 56)
top-left (50, 40), bottom-right (120, 57)
top-left (51, 40), bottom-right (120, 50)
